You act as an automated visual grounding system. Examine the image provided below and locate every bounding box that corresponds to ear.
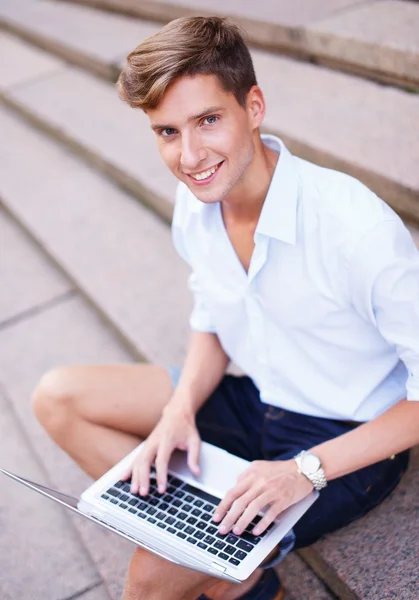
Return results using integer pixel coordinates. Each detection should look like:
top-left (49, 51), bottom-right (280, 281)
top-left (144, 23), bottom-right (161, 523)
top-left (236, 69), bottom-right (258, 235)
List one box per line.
top-left (246, 86), bottom-right (266, 129)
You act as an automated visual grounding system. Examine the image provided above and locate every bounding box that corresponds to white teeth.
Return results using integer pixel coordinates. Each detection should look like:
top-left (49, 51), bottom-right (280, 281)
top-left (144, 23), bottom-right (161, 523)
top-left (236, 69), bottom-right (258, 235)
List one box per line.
top-left (190, 164), bottom-right (219, 181)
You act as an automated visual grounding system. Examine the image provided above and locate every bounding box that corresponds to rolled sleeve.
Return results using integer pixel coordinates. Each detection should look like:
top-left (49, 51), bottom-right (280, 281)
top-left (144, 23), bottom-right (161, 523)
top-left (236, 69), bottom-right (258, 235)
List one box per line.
top-left (187, 272), bottom-right (217, 333)
top-left (349, 219), bottom-right (419, 401)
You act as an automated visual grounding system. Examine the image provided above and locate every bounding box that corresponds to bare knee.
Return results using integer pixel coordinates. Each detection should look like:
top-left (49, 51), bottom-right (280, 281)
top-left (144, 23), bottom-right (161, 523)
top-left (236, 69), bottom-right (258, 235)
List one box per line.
top-left (31, 367), bottom-right (80, 433)
top-left (124, 548), bottom-right (211, 599)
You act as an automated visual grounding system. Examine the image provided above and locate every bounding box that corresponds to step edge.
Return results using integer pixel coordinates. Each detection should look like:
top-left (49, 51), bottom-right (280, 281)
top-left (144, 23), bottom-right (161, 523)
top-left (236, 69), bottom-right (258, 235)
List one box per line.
top-left (56, 0), bottom-right (419, 89)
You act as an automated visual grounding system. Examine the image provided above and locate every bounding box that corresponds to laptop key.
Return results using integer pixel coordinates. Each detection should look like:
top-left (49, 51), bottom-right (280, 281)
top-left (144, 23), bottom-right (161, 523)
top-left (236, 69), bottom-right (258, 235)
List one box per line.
top-left (206, 526), bottom-right (217, 535)
top-left (128, 508), bottom-right (137, 514)
top-left (194, 500), bottom-right (204, 508)
top-left (208, 547), bottom-right (218, 555)
top-left (214, 541), bottom-right (226, 550)
top-left (182, 504), bottom-right (193, 512)
top-left (197, 542), bottom-right (208, 550)
top-left (172, 499), bottom-right (183, 508)
top-left (184, 526), bottom-right (195, 535)
top-left (229, 558), bottom-right (240, 566)
top-left (156, 511), bottom-right (166, 520)
top-left (167, 527), bottom-right (176, 534)
top-left (177, 512), bottom-right (188, 520)
top-left (239, 532), bottom-right (258, 544)
top-left (128, 498), bottom-right (139, 506)
top-left (115, 481), bottom-right (124, 489)
top-left (182, 484), bottom-right (220, 506)
top-left (168, 507), bottom-right (178, 516)
top-left (196, 521), bottom-right (207, 530)
top-left (108, 489), bottom-right (120, 497)
top-left (138, 512), bottom-right (147, 519)
top-left (166, 516), bottom-right (176, 525)
top-left (194, 531), bottom-right (205, 540)
top-left (120, 503), bottom-right (128, 509)
top-left (226, 534), bottom-right (239, 545)
top-left (162, 494), bottom-right (173, 502)
top-left (186, 517), bottom-right (197, 525)
top-left (119, 494), bottom-right (129, 502)
top-left (157, 522), bottom-right (166, 529)
top-left (237, 540), bottom-right (253, 553)
top-left (225, 545), bottom-right (236, 555)
top-left (203, 504), bottom-right (214, 512)
top-left (147, 517), bottom-right (156, 524)
top-left (191, 509), bottom-right (201, 517)
top-left (171, 477), bottom-right (183, 487)
top-left (201, 513), bottom-right (211, 522)
top-left (187, 537), bottom-right (197, 544)
top-left (149, 498), bottom-right (159, 506)
top-left (234, 550), bottom-right (247, 561)
top-left (101, 494), bottom-right (110, 500)
top-left (218, 552), bottom-right (229, 561)
top-left (175, 521), bottom-right (186, 530)
top-left (146, 507), bottom-right (157, 515)
top-left (177, 532), bottom-right (187, 539)
top-left (184, 495), bottom-right (194, 503)
top-left (204, 535), bottom-right (215, 545)
top-left (159, 502), bottom-right (169, 511)
top-left (174, 491), bottom-right (185, 499)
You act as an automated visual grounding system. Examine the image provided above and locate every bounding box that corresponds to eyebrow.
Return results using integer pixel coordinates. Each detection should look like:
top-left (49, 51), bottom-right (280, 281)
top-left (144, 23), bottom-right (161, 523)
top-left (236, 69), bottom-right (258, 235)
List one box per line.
top-left (151, 106), bottom-right (224, 131)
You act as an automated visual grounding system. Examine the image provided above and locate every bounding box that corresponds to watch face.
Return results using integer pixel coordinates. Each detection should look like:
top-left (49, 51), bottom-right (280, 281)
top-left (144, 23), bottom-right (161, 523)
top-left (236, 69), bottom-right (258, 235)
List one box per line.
top-left (302, 453), bottom-right (321, 475)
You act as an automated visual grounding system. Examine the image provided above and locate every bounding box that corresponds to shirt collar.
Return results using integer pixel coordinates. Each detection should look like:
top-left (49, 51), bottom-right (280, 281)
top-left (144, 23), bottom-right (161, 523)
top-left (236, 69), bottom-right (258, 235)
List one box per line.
top-left (190, 135), bottom-right (299, 245)
top-left (255, 134), bottom-right (298, 245)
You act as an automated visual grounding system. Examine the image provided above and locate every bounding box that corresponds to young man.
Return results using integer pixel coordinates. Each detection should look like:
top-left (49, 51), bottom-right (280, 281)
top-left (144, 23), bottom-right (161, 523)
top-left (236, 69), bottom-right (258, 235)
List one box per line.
top-left (32, 16), bottom-right (419, 600)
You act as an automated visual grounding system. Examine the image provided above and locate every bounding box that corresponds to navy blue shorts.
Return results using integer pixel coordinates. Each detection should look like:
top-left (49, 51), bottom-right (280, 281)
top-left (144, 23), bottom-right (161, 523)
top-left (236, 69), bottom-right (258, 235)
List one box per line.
top-left (167, 368), bottom-right (409, 549)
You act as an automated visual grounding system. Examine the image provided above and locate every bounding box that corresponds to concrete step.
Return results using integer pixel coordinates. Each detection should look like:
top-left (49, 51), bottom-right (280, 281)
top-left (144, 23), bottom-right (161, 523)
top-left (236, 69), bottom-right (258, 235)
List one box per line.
top-left (0, 16), bottom-right (418, 227)
top-left (56, 0), bottom-right (419, 89)
top-left (0, 106), bottom-right (334, 600)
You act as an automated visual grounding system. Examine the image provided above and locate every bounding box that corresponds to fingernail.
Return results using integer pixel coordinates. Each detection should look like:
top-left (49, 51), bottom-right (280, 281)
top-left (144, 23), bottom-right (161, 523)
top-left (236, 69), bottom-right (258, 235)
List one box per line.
top-left (140, 486), bottom-right (147, 496)
top-left (253, 527), bottom-right (261, 536)
top-left (233, 526), bottom-right (241, 535)
top-left (158, 484), bottom-right (165, 493)
top-left (213, 512), bottom-right (221, 522)
top-left (219, 525), bottom-right (227, 534)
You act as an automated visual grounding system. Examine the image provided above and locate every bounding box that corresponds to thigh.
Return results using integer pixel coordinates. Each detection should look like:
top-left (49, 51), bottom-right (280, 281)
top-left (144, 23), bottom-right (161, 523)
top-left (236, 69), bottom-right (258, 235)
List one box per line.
top-left (195, 374), bottom-right (266, 462)
top-left (48, 363), bottom-right (174, 438)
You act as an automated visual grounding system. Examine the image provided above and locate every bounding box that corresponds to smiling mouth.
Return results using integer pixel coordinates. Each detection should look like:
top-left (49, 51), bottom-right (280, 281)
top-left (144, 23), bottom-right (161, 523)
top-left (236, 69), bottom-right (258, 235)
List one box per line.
top-left (187, 161), bottom-right (223, 182)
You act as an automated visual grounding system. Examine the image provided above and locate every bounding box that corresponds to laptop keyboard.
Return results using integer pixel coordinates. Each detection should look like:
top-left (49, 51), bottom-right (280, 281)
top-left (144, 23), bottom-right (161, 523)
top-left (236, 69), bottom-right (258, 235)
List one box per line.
top-left (101, 474), bottom-right (273, 566)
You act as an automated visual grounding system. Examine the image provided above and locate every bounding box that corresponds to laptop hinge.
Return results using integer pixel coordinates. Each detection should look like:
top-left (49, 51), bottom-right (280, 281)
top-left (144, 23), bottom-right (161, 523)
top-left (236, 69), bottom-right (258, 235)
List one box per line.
top-left (211, 562), bottom-right (227, 573)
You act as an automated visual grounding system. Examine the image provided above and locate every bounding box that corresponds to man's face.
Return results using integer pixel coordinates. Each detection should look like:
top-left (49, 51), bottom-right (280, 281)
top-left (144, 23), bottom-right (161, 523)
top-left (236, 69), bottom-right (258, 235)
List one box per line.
top-left (148, 74), bottom-right (259, 204)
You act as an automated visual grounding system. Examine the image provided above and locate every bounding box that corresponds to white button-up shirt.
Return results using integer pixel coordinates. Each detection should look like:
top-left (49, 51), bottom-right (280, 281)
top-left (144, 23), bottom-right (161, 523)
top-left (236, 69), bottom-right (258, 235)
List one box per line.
top-left (172, 135), bottom-right (419, 422)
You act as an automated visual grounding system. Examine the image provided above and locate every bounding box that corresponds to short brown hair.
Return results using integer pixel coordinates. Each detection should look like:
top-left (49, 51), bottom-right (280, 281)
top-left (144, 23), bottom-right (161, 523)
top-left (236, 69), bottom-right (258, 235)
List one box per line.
top-left (117, 16), bottom-right (257, 111)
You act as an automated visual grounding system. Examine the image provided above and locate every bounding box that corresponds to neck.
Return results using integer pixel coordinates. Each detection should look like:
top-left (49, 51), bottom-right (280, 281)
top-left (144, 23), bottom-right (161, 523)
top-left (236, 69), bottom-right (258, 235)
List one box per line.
top-left (222, 135), bottom-right (279, 225)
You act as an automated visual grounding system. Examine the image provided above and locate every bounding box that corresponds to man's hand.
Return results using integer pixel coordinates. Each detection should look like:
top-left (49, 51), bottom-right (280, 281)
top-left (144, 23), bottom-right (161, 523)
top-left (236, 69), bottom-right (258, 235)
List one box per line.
top-left (122, 401), bottom-right (201, 496)
top-left (213, 459), bottom-right (314, 536)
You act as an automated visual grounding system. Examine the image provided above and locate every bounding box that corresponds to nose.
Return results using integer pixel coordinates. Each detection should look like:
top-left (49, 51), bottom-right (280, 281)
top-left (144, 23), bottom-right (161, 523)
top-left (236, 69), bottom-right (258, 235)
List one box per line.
top-left (180, 132), bottom-right (207, 171)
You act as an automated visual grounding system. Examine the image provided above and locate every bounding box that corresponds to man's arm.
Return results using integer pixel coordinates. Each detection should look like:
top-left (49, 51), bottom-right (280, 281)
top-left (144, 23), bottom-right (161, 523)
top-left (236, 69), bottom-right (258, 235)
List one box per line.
top-left (129, 330), bottom-right (229, 495)
top-left (312, 397), bottom-right (419, 481)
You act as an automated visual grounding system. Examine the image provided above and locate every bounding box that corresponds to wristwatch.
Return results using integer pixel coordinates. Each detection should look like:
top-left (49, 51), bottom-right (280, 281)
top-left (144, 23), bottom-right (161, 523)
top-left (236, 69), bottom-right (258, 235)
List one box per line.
top-left (294, 450), bottom-right (327, 491)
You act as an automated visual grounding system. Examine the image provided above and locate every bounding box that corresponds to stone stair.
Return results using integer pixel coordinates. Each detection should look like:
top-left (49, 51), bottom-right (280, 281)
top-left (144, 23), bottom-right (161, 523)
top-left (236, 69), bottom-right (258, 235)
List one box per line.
top-left (0, 1), bottom-right (418, 598)
top-left (60, 0), bottom-right (419, 89)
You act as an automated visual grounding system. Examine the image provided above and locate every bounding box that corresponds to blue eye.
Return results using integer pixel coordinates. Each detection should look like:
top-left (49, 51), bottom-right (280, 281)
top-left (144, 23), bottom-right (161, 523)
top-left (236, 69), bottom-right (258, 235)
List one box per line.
top-left (161, 128), bottom-right (177, 137)
top-left (203, 115), bottom-right (219, 125)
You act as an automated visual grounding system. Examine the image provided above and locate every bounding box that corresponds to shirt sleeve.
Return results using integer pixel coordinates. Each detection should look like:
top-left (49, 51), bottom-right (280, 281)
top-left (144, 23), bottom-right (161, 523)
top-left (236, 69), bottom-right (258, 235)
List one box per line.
top-left (348, 218), bottom-right (419, 400)
top-left (171, 184), bottom-right (217, 334)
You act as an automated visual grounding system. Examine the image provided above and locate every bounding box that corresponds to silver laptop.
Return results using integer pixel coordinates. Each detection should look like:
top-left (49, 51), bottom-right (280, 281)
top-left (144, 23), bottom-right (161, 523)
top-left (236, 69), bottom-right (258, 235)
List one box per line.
top-left (1, 441), bottom-right (318, 582)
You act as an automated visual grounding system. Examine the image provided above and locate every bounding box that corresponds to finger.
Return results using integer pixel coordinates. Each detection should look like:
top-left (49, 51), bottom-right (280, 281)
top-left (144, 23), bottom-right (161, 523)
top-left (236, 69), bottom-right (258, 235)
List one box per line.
top-left (155, 441), bottom-right (174, 493)
top-left (120, 465), bottom-right (132, 481)
top-left (252, 503), bottom-right (282, 536)
top-left (187, 432), bottom-right (201, 476)
top-left (232, 491), bottom-right (273, 535)
top-left (218, 490), bottom-right (258, 534)
top-left (135, 447), bottom-right (155, 496)
top-left (213, 480), bottom-right (249, 523)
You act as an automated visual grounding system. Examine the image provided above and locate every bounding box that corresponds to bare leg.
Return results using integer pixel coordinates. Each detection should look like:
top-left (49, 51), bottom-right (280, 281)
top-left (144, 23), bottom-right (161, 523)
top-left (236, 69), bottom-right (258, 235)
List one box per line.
top-left (123, 548), bottom-right (264, 600)
top-left (31, 363), bottom-right (173, 478)
top-left (32, 363), bottom-right (264, 599)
